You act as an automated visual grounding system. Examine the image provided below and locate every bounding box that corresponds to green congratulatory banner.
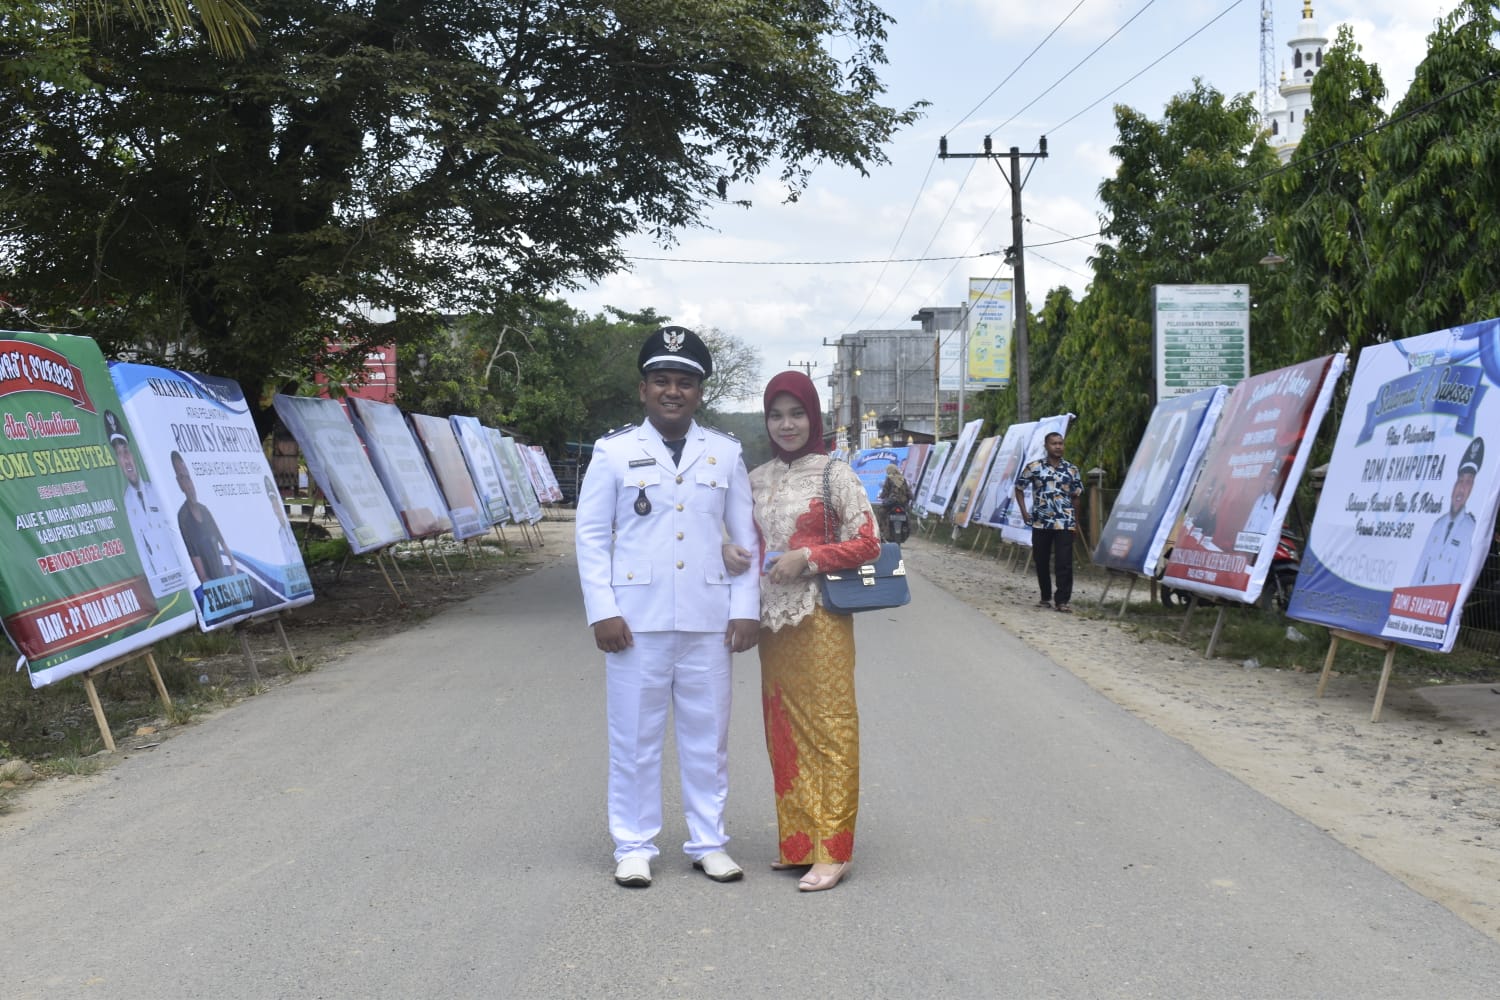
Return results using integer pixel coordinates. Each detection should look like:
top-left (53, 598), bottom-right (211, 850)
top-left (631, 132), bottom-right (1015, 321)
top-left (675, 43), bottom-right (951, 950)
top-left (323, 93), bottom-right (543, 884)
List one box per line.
top-left (0, 332), bottom-right (196, 687)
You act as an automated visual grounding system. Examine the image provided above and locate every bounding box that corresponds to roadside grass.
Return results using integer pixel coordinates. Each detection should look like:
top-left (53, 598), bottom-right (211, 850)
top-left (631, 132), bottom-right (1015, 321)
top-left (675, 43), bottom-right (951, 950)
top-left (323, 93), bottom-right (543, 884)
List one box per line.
top-left (933, 522), bottom-right (1500, 685)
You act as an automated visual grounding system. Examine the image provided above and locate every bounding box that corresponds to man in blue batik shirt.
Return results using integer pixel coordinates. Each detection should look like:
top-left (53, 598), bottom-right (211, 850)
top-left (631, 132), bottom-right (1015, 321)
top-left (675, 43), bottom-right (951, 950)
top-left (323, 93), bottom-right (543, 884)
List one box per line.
top-left (1014, 431), bottom-right (1084, 613)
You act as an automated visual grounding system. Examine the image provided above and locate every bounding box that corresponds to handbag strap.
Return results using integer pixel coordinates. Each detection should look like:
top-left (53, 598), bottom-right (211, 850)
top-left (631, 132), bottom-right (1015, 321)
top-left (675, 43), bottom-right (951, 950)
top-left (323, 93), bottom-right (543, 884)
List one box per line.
top-left (821, 459), bottom-right (836, 545)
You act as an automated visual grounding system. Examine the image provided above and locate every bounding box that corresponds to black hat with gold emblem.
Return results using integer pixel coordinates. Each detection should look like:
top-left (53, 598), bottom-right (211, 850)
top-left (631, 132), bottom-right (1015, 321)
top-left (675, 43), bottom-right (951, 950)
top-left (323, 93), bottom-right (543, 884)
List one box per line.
top-left (638, 326), bottom-right (713, 378)
top-left (103, 409), bottom-right (129, 446)
top-left (1459, 437), bottom-right (1484, 477)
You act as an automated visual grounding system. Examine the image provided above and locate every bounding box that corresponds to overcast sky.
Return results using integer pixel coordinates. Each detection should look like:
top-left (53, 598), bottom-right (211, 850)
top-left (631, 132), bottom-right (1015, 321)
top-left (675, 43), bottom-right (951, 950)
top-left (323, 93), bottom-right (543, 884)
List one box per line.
top-left (568, 0), bottom-right (1457, 410)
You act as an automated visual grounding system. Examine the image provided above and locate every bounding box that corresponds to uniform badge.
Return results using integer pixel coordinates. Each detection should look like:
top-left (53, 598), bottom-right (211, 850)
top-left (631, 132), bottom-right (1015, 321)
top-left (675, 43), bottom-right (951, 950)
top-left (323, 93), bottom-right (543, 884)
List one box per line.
top-left (634, 488), bottom-right (652, 516)
top-left (663, 328), bottom-right (684, 352)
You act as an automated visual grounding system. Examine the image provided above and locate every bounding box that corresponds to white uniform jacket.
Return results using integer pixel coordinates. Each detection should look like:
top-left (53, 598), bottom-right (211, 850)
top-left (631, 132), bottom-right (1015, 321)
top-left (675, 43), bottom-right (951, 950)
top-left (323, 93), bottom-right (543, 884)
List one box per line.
top-left (1413, 507), bottom-right (1476, 587)
top-left (576, 420), bottom-right (760, 632)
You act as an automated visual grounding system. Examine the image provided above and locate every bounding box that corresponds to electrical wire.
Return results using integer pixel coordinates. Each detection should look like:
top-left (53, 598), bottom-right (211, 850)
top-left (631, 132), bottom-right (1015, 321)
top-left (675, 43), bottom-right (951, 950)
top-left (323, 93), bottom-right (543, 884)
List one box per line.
top-left (993, 0), bottom-right (1158, 135)
top-left (945, 0), bottom-right (1092, 136)
top-left (1044, 0), bottom-right (1246, 136)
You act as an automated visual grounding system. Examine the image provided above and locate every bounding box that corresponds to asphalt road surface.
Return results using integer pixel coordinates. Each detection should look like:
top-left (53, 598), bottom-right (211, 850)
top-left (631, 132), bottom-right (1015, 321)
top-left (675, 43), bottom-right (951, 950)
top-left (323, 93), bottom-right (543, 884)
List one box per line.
top-left (7, 556), bottom-right (1500, 999)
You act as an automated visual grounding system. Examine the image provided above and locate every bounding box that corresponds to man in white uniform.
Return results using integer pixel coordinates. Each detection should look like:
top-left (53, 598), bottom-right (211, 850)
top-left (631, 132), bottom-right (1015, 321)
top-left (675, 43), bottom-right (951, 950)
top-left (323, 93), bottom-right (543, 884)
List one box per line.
top-left (107, 409), bottom-right (185, 599)
top-left (575, 327), bottom-right (761, 888)
top-left (1413, 437), bottom-right (1483, 587)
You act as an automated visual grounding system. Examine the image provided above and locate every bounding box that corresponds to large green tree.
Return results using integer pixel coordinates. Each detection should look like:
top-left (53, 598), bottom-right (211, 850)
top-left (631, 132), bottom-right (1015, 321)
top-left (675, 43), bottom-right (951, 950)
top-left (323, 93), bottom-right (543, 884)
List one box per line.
top-left (1, 0), bottom-right (919, 431)
top-left (1263, 25), bottom-right (1387, 367)
top-left (1365, 0), bottom-right (1500, 336)
top-left (394, 300), bottom-right (763, 451)
top-left (1055, 80), bottom-right (1277, 480)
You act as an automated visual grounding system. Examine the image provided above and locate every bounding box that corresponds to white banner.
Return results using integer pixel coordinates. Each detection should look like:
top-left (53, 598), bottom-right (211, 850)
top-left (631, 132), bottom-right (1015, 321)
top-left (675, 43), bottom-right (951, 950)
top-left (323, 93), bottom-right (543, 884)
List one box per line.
top-left (408, 414), bottom-right (488, 540)
top-left (272, 395), bottom-right (407, 554)
top-left (347, 397), bottom-right (452, 540)
top-left (451, 415), bottom-right (512, 525)
top-left (115, 366), bottom-right (313, 631)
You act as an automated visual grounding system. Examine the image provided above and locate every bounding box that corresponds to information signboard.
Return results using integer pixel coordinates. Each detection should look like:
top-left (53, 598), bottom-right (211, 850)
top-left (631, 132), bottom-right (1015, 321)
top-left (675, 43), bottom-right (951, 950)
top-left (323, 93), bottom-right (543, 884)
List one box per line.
top-left (1153, 284), bottom-right (1250, 401)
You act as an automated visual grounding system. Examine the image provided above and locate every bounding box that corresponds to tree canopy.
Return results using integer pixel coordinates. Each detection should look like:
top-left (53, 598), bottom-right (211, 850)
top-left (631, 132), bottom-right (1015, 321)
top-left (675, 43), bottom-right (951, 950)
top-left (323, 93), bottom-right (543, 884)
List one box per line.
top-left (1, 0), bottom-right (920, 431)
top-left (980, 3), bottom-right (1500, 487)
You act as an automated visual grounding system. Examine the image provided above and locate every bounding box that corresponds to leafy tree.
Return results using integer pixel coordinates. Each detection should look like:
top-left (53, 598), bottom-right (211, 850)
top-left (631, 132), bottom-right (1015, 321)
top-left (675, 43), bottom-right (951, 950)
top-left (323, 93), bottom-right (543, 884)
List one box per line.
top-left (697, 328), bottom-right (762, 412)
top-left (1263, 25), bottom-right (1387, 367)
top-left (71, 0), bottom-right (260, 56)
top-left (1055, 80), bottom-right (1277, 481)
top-left (0, 0), bottom-right (920, 434)
top-left (1365, 0), bottom-right (1500, 335)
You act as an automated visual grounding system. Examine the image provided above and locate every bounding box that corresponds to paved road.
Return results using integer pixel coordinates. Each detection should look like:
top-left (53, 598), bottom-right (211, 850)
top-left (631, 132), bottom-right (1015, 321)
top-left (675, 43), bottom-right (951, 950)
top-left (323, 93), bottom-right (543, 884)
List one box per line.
top-left (6, 555), bottom-right (1500, 999)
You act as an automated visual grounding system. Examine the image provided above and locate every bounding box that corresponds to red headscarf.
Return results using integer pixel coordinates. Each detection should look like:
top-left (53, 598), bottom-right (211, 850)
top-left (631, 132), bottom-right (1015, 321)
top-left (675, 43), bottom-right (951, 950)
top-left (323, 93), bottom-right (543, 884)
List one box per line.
top-left (763, 370), bottom-right (827, 462)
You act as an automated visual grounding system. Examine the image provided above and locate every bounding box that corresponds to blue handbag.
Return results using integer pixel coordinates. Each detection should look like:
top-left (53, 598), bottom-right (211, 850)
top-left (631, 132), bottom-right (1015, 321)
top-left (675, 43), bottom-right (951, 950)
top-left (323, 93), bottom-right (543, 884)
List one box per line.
top-left (815, 460), bottom-right (912, 614)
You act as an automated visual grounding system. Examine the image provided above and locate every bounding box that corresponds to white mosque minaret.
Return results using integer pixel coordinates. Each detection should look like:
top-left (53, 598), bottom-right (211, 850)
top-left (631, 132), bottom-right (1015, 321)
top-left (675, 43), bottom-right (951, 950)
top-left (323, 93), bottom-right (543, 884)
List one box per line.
top-left (1265, 1), bottom-right (1328, 163)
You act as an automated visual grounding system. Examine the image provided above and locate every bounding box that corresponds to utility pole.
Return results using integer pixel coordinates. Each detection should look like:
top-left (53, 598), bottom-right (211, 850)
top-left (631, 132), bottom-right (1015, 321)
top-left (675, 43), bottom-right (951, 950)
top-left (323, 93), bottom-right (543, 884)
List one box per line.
top-left (939, 134), bottom-right (1047, 421)
top-left (785, 359), bottom-right (818, 378)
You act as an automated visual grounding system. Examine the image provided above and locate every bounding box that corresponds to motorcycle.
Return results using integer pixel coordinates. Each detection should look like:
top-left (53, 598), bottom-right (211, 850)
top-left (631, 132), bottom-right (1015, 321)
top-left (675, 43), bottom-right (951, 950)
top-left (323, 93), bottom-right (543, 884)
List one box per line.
top-left (883, 501), bottom-right (910, 543)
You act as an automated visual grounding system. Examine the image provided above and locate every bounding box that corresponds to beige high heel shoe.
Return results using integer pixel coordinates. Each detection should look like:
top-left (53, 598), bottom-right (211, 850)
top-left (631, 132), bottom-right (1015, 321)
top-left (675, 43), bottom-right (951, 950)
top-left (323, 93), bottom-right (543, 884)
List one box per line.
top-left (798, 862), bottom-right (850, 892)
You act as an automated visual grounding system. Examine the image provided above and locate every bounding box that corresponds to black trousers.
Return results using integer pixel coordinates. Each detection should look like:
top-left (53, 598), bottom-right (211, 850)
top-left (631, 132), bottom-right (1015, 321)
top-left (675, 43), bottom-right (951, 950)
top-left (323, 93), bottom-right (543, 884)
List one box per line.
top-left (1031, 527), bottom-right (1074, 605)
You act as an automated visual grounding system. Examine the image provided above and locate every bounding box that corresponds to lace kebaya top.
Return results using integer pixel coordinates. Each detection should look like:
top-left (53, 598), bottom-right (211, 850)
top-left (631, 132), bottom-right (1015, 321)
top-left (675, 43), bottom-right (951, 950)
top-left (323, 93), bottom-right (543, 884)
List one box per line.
top-left (749, 454), bottom-right (882, 630)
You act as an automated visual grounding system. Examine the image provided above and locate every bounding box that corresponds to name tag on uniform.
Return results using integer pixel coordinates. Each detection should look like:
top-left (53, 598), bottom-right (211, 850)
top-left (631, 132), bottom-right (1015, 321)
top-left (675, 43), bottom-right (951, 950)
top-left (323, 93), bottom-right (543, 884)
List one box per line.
top-left (629, 458), bottom-right (657, 468)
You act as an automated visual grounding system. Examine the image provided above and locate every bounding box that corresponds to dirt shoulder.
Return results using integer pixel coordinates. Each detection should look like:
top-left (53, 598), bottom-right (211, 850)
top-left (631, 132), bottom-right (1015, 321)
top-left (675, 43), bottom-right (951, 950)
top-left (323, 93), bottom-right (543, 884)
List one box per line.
top-left (898, 532), bottom-right (1500, 944)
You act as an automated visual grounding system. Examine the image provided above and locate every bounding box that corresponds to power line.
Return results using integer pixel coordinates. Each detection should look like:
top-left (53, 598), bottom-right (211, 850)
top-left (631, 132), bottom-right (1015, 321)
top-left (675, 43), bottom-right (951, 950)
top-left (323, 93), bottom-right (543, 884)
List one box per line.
top-left (945, 0), bottom-right (1092, 136)
top-left (832, 155), bottom-right (942, 337)
top-left (994, 0), bottom-right (1158, 135)
top-left (1045, 0), bottom-right (1247, 137)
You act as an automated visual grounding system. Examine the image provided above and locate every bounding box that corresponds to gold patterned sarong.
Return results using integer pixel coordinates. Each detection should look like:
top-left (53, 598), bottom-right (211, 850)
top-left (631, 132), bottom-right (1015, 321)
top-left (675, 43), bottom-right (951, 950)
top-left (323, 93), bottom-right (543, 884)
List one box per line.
top-left (758, 605), bottom-right (859, 865)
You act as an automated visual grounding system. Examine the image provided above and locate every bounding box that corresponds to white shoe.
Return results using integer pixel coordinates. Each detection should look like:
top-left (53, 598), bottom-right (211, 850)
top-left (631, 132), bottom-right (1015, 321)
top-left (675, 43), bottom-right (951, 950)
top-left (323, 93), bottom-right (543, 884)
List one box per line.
top-left (693, 850), bottom-right (744, 882)
top-left (614, 856), bottom-right (652, 887)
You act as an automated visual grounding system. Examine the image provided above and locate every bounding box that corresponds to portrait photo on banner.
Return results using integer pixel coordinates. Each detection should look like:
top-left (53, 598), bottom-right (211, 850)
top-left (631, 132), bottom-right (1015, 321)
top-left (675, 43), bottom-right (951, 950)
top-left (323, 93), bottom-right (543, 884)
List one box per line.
top-left (1094, 385), bottom-right (1227, 578)
top-left (113, 364), bottom-right (314, 632)
top-left (1288, 319), bottom-right (1500, 652)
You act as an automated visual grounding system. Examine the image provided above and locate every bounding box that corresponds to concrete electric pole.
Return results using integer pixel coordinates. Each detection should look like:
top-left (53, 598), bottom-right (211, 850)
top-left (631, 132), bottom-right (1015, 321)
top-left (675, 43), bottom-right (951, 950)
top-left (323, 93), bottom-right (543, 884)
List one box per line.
top-left (939, 134), bottom-right (1048, 421)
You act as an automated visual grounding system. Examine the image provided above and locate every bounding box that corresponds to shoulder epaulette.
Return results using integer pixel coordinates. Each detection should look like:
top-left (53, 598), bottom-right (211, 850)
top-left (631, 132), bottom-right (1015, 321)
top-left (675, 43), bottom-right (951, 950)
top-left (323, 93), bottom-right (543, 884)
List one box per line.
top-left (602, 423), bottom-right (635, 440)
top-left (704, 425), bottom-right (738, 441)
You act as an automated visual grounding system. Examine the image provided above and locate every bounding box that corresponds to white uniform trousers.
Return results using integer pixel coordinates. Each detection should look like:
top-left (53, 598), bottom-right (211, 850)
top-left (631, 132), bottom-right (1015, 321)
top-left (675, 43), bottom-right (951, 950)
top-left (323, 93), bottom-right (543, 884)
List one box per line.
top-left (606, 630), bottom-right (732, 862)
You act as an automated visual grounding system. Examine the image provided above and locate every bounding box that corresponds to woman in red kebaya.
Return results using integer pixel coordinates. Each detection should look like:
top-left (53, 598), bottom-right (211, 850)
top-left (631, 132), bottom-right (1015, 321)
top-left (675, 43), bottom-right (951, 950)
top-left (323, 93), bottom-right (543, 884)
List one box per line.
top-left (742, 370), bottom-right (880, 892)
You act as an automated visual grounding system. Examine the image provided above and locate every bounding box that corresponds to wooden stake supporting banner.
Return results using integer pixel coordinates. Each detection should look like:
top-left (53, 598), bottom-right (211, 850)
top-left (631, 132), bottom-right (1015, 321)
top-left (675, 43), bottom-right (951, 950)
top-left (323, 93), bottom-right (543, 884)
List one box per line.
top-left (384, 547), bottom-right (413, 594)
top-left (233, 622), bottom-right (261, 683)
top-left (1097, 573), bottom-right (1116, 608)
top-left (1117, 575), bottom-right (1137, 618)
top-left (272, 615), bottom-right (296, 666)
top-left (79, 648), bottom-right (173, 753)
top-left (977, 531), bottom-right (992, 557)
top-left (371, 549), bottom-right (406, 606)
top-left (1316, 627), bottom-right (1400, 723)
top-left (1205, 605), bottom-right (1230, 658)
top-left (1178, 594), bottom-right (1199, 640)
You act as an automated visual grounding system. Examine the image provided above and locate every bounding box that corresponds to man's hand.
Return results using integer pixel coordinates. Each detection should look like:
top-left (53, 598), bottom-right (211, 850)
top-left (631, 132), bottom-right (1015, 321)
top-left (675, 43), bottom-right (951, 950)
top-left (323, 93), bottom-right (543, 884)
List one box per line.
top-left (592, 616), bottom-right (633, 653)
top-left (721, 543), bottom-right (753, 576)
top-left (725, 618), bottom-right (760, 652)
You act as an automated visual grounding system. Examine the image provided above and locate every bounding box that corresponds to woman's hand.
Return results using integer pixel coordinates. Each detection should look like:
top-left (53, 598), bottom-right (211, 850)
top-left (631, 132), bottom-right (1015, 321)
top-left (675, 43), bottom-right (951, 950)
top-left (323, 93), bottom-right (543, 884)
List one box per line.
top-left (721, 543), bottom-right (753, 576)
top-left (766, 547), bottom-right (811, 585)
